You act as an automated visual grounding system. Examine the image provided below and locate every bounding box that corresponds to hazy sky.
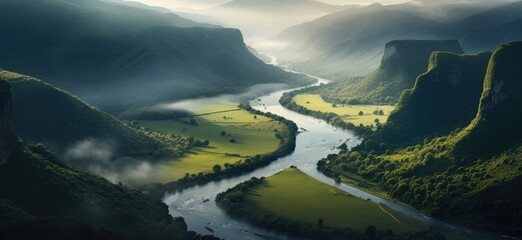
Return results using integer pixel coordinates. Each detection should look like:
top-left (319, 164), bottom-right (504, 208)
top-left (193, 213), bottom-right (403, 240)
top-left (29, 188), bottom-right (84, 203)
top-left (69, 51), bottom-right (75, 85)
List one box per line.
top-left (130, 0), bottom-right (411, 11)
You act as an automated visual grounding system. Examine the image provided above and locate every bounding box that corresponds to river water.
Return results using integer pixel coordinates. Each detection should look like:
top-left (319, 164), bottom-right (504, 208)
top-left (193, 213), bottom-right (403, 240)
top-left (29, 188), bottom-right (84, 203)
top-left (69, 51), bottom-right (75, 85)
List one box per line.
top-left (163, 65), bottom-right (507, 240)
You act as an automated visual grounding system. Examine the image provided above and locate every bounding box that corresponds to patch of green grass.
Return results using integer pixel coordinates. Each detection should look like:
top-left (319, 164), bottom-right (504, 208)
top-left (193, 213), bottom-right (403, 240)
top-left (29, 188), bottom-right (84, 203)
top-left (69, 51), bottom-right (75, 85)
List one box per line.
top-left (293, 94), bottom-right (394, 127)
top-left (139, 103), bottom-right (288, 183)
top-left (244, 168), bottom-right (426, 233)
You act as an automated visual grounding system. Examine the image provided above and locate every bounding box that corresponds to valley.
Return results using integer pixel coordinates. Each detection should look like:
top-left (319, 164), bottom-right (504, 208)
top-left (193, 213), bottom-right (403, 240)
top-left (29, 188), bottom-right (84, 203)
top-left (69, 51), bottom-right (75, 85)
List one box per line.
top-left (1, 0), bottom-right (521, 240)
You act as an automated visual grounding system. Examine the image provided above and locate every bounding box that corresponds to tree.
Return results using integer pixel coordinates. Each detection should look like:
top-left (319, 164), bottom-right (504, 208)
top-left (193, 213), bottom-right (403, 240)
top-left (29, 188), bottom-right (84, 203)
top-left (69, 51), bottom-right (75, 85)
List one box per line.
top-left (379, 110), bottom-right (384, 115)
top-left (317, 218), bottom-right (324, 227)
top-left (221, 131), bottom-right (226, 136)
top-left (374, 118), bottom-right (380, 123)
top-left (230, 139), bottom-right (237, 143)
top-left (359, 111), bottom-right (364, 116)
top-left (253, 115), bottom-right (257, 119)
top-left (213, 164), bottom-right (222, 173)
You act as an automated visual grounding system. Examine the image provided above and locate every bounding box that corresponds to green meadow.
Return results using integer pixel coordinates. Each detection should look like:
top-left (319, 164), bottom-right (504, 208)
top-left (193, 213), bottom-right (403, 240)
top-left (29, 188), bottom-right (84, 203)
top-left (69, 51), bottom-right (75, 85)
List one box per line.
top-left (293, 94), bottom-right (394, 127)
top-left (243, 168), bottom-right (426, 233)
top-left (139, 103), bottom-right (288, 183)
top-left (224, 168), bottom-right (482, 239)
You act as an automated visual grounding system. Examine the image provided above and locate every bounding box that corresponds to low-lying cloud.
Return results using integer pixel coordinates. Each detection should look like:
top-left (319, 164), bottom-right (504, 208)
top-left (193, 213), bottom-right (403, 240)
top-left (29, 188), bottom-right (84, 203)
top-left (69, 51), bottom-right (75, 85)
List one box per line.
top-left (64, 138), bottom-right (159, 186)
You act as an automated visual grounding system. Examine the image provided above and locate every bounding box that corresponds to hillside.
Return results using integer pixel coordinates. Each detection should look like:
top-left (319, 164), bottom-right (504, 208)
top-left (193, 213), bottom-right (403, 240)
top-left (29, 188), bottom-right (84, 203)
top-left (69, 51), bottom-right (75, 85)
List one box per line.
top-left (452, 41), bottom-right (522, 158)
top-left (0, 0), bottom-right (314, 110)
top-left (370, 51), bottom-right (492, 148)
top-left (315, 40), bottom-right (464, 104)
top-left (0, 70), bottom-right (163, 159)
top-left (318, 42), bottom-right (522, 236)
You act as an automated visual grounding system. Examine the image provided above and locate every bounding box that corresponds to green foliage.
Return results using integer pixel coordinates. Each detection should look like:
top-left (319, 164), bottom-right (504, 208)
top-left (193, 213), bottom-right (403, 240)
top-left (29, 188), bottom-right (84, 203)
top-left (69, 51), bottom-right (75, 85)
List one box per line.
top-left (318, 42), bottom-right (522, 237)
top-left (0, 140), bottom-right (195, 240)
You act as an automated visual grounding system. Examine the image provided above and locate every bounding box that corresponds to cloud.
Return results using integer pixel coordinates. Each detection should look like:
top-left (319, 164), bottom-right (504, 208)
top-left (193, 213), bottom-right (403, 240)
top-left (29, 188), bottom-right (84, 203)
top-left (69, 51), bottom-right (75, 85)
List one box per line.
top-left (64, 139), bottom-right (114, 163)
top-left (64, 138), bottom-right (158, 186)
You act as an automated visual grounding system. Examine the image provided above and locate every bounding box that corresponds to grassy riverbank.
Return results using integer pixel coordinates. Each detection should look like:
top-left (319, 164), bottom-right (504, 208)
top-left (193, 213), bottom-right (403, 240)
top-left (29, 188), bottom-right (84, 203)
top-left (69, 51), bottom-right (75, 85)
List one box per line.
top-left (293, 94), bottom-right (394, 127)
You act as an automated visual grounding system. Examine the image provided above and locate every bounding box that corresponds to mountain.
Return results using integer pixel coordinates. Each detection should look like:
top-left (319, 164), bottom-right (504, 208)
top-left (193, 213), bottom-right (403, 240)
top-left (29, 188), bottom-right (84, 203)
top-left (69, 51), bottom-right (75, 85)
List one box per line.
top-left (0, 70), bottom-right (163, 161)
top-left (370, 51), bottom-right (492, 148)
top-left (203, 0), bottom-right (343, 40)
top-left (272, 1), bottom-right (522, 80)
top-left (314, 40), bottom-right (464, 104)
top-left (457, 1), bottom-right (522, 52)
top-left (452, 41), bottom-right (522, 158)
top-left (0, 0), bottom-right (314, 110)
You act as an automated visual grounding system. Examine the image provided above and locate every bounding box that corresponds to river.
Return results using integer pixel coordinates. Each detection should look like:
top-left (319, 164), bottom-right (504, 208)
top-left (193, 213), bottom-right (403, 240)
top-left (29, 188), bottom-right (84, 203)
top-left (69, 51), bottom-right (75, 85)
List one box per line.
top-left (163, 63), bottom-right (507, 240)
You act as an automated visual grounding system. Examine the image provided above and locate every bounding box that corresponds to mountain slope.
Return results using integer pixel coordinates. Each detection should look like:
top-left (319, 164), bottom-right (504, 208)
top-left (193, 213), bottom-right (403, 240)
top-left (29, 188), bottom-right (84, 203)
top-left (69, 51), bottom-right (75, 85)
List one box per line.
top-left (0, 78), bottom-right (15, 164)
top-left (370, 51), bottom-right (492, 148)
top-left (316, 40), bottom-right (464, 104)
top-left (452, 41), bottom-right (522, 158)
top-left (0, 0), bottom-right (314, 109)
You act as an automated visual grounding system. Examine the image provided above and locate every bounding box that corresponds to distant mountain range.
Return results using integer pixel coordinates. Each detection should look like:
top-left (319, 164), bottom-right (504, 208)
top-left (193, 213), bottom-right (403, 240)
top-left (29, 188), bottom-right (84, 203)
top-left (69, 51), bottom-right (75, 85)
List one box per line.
top-left (202, 0), bottom-right (343, 40)
top-left (271, 1), bottom-right (522, 80)
top-left (0, 0), bottom-right (314, 110)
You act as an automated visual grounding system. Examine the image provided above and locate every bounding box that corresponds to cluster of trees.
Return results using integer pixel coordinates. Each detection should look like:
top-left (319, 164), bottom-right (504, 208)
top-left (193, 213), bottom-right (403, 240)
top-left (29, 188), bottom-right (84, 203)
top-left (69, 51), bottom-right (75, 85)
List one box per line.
top-left (317, 136), bottom-right (522, 236)
top-left (144, 103), bottom-right (299, 199)
top-left (216, 177), bottom-right (447, 240)
top-left (280, 87), bottom-right (374, 136)
top-left (128, 121), bottom-right (208, 158)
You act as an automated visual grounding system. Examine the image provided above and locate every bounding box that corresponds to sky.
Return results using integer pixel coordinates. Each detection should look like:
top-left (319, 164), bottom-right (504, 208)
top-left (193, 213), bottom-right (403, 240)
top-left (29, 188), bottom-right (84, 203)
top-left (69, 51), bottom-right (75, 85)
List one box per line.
top-left (130, 0), bottom-right (411, 11)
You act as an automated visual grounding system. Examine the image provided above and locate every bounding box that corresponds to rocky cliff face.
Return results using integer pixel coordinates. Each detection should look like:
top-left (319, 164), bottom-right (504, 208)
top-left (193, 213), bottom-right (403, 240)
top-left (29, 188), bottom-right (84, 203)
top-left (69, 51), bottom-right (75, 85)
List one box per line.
top-left (454, 41), bottom-right (522, 157)
top-left (0, 78), bottom-right (16, 164)
top-left (373, 51), bottom-right (491, 148)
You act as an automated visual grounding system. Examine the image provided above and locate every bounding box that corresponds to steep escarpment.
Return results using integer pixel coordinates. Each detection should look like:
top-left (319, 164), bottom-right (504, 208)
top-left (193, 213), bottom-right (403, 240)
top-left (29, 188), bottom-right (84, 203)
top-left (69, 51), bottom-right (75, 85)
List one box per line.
top-left (371, 51), bottom-right (492, 148)
top-left (453, 41), bottom-right (522, 158)
top-left (317, 40), bottom-right (464, 104)
top-left (0, 78), bottom-right (15, 164)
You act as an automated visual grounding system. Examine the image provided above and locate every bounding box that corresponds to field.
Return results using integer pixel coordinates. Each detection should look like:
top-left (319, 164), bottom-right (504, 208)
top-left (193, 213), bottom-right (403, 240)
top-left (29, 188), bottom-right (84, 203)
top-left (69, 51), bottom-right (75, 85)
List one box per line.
top-left (293, 94), bottom-right (395, 127)
top-left (139, 103), bottom-right (288, 183)
top-left (245, 168), bottom-right (427, 232)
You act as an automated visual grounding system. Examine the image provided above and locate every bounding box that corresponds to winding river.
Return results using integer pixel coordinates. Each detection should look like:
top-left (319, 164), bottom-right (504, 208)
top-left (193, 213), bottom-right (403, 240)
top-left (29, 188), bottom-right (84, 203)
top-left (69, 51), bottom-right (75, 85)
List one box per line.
top-left (163, 64), bottom-right (507, 240)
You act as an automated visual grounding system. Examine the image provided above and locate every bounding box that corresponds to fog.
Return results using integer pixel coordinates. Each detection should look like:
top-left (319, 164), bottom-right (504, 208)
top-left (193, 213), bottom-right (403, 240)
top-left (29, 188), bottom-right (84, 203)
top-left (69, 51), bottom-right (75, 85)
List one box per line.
top-left (64, 138), bottom-right (160, 186)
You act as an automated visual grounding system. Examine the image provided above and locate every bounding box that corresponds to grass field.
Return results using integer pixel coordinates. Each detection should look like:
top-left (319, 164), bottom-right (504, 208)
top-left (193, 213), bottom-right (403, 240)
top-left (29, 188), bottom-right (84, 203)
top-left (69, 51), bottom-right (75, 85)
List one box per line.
top-left (244, 168), bottom-right (426, 233)
top-left (293, 94), bottom-right (394, 127)
top-left (236, 168), bottom-right (481, 239)
top-left (139, 103), bottom-right (288, 183)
